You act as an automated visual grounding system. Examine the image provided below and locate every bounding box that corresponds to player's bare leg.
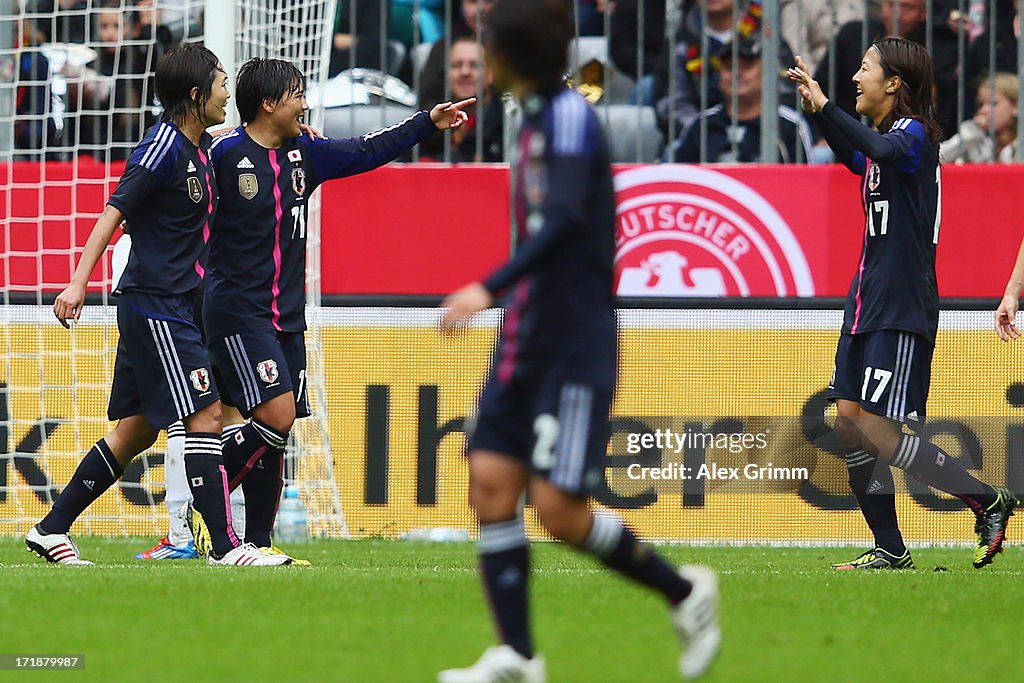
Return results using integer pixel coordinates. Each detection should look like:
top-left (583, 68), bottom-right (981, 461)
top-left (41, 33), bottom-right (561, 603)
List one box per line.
top-left (855, 410), bottom-right (1016, 567)
top-left (830, 401), bottom-right (910, 569)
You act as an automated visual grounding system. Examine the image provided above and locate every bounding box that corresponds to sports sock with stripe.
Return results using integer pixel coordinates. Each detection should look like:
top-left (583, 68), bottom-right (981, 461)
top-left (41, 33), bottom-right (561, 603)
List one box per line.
top-left (184, 432), bottom-right (239, 556)
top-left (843, 448), bottom-right (906, 555)
top-left (163, 422), bottom-right (192, 546)
top-left (39, 439), bottom-right (123, 535)
top-left (581, 513), bottom-right (692, 604)
top-left (891, 434), bottom-right (998, 511)
top-left (479, 518), bottom-right (533, 659)
top-left (222, 419), bottom-right (288, 547)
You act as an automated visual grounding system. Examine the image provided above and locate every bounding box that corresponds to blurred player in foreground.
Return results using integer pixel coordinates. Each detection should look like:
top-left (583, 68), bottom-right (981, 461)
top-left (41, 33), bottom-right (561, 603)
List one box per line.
top-left (437, 1), bottom-right (720, 680)
top-left (789, 40), bottom-right (1017, 570)
top-left (28, 44), bottom-right (287, 566)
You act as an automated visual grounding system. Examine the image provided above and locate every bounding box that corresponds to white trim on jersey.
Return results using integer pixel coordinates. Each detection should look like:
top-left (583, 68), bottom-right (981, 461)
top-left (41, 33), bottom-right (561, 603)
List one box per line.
top-left (225, 334), bottom-right (262, 411)
top-left (148, 318), bottom-right (194, 418)
top-left (550, 383), bottom-right (594, 490)
top-left (363, 113), bottom-right (420, 141)
top-left (211, 128), bottom-right (241, 149)
top-left (552, 92), bottom-right (589, 156)
top-left (140, 123), bottom-right (176, 170)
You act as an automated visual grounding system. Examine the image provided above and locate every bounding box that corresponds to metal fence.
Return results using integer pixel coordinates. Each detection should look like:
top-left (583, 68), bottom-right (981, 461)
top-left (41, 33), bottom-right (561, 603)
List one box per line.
top-left (2, 0), bottom-right (1023, 163)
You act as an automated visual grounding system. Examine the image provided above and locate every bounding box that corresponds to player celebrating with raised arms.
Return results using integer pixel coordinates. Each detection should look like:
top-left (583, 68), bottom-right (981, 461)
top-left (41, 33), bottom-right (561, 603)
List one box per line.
top-left (196, 58), bottom-right (472, 562)
top-left (27, 44), bottom-right (288, 567)
top-left (789, 40), bottom-right (1017, 570)
top-left (437, 1), bottom-right (720, 681)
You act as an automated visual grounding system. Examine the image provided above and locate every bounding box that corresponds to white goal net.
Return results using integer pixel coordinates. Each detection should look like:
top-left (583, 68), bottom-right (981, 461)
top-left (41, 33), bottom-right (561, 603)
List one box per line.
top-left (0, 0), bottom-right (345, 537)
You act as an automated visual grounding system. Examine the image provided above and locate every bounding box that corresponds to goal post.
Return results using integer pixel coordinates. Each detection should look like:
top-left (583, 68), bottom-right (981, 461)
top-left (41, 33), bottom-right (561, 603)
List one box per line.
top-left (0, 0), bottom-right (345, 538)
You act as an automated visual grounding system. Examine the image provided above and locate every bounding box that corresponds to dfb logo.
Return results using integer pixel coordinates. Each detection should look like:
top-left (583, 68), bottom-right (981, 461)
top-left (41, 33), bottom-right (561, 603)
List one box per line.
top-left (189, 368), bottom-right (210, 392)
top-left (257, 359), bottom-right (280, 384)
top-left (613, 167), bottom-right (814, 297)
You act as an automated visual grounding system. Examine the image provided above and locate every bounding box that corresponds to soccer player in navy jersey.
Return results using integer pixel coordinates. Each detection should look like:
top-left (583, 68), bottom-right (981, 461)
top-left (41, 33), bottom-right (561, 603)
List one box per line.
top-left (789, 39), bottom-right (1018, 570)
top-left (196, 57), bottom-right (473, 562)
top-left (436, 2), bottom-right (720, 681)
top-left (27, 44), bottom-right (288, 567)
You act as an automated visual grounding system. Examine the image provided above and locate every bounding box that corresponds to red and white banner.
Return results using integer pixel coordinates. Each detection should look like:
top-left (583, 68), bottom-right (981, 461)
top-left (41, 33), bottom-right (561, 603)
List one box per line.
top-left (3, 161), bottom-right (1021, 298)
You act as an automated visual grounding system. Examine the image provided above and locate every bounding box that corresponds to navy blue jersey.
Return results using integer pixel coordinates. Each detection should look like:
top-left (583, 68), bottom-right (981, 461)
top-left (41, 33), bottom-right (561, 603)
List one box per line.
top-left (483, 89), bottom-right (617, 380)
top-left (107, 122), bottom-right (216, 295)
top-left (815, 103), bottom-right (941, 343)
top-left (204, 112), bottom-right (436, 340)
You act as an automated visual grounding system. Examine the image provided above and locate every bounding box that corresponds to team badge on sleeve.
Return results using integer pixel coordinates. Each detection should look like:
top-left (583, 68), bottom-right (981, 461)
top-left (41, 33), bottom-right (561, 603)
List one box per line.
top-left (189, 368), bottom-right (211, 393)
top-left (256, 359), bottom-right (280, 384)
top-left (187, 176), bottom-right (204, 203)
top-left (292, 168), bottom-right (306, 197)
top-left (238, 173), bottom-right (259, 200)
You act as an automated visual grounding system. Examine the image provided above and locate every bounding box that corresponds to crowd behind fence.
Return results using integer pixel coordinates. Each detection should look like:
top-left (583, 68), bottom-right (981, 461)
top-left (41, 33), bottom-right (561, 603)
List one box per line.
top-left (1, 0), bottom-right (1022, 164)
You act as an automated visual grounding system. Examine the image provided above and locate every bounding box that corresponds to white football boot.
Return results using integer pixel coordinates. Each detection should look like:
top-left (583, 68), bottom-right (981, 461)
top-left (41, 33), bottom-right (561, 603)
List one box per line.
top-left (438, 645), bottom-right (547, 683)
top-left (672, 565), bottom-right (721, 679)
top-left (25, 526), bottom-right (94, 565)
top-left (208, 542), bottom-right (292, 566)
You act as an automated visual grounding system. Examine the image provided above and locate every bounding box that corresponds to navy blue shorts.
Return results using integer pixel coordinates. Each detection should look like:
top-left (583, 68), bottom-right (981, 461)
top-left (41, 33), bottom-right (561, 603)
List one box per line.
top-left (108, 292), bottom-right (219, 430)
top-left (828, 330), bottom-right (933, 431)
top-left (468, 368), bottom-right (614, 496)
top-left (207, 329), bottom-right (310, 419)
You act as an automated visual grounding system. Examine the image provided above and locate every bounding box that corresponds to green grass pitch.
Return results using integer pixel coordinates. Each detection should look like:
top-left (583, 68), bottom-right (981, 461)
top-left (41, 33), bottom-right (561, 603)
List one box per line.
top-left (1, 540), bottom-right (1021, 682)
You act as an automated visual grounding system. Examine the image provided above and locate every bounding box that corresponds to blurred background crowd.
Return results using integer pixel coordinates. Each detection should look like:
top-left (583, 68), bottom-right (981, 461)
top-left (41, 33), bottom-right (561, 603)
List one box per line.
top-left (6, 0), bottom-right (1021, 164)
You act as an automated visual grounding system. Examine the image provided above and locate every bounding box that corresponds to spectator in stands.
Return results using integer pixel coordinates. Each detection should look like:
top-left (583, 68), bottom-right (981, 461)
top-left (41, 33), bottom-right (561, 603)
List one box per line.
top-left (668, 34), bottom-right (813, 162)
top-left (941, 73), bottom-right (1019, 162)
top-left (964, 0), bottom-right (1020, 91)
top-left (657, 0), bottom-right (796, 136)
top-left (416, 34), bottom-right (504, 161)
top-left (814, 0), bottom-right (960, 136)
top-left (25, 0), bottom-right (88, 45)
top-left (76, 0), bottom-right (156, 159)
top-left (330, 0), bottom-right (390, 77)
top-left (780, 0), bottom-right (880, 76)
top-left (391, 0), bottom-right (446, 46)
top-left (452, 0), bottom-right (496, 36)
top-left (14, 13), bottom-right (61, 156)
top-left (573, 0), bottom-right (613, 35)
top-left (610, 0), bottom-right (666, 105)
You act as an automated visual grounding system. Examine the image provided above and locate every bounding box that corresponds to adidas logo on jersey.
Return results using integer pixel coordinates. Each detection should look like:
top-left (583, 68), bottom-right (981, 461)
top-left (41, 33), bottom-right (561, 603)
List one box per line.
top-left (237, 156), bottom-right (255, 169)
top-left (907, 411), bottom-right (919, 421)
top-left (187, 160), bottom-right (197, 172)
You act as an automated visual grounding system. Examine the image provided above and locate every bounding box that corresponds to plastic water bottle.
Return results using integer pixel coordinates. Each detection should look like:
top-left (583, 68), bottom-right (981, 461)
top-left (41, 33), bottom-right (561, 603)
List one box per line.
top-left (274, 487), bottom-right (309, 543)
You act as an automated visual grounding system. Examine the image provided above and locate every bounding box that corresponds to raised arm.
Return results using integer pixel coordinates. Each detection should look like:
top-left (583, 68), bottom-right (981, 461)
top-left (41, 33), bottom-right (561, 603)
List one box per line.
top-left (53, 205), bottom-right (125, 328)
top-left (811, 108), bottom-right (865, 174)
top-left (312, 99), bottom-right (474, 181)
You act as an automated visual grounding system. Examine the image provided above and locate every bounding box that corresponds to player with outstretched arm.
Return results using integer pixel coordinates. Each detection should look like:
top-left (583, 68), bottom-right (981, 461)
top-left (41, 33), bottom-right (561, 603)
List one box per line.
top-left (789, 39), bottom-right (1017, 570)
top-left (189, 57), bottom-right (473, 563)
top-left (26, 44), bottom-right (287, 567)
top-left (437, 2), bottom-right (720, 681)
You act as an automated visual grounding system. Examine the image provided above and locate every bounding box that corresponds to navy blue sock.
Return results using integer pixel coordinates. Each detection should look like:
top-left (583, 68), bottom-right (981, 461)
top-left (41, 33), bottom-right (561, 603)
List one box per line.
top-left (242, 449), bottom-right (284, 547)
top-left (479, 518), bottom-right (533, 659)
top-left (222, 419), bottom-right (287, 490)
top-left (892, 435), bottom-right (997, 512)
top-left (40, 440), bottom-right (123, 535)
top-left (582, 513), bottom-right (691, 604)
top-left (844, 448), bottom-right (906, 555)
top-left (184, 432), bottom-right (239, 556)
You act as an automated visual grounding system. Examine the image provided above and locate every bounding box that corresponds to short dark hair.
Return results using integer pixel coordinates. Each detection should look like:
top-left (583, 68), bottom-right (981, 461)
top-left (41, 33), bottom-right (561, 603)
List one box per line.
top-left (236, 58), bottom-right (306, 124)
top-left (155, 43), bottom-right (221, 125)
top-left (871, 37), bottom-right (943, 144)
top-left (485, 0), bottom-right (571, 88)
